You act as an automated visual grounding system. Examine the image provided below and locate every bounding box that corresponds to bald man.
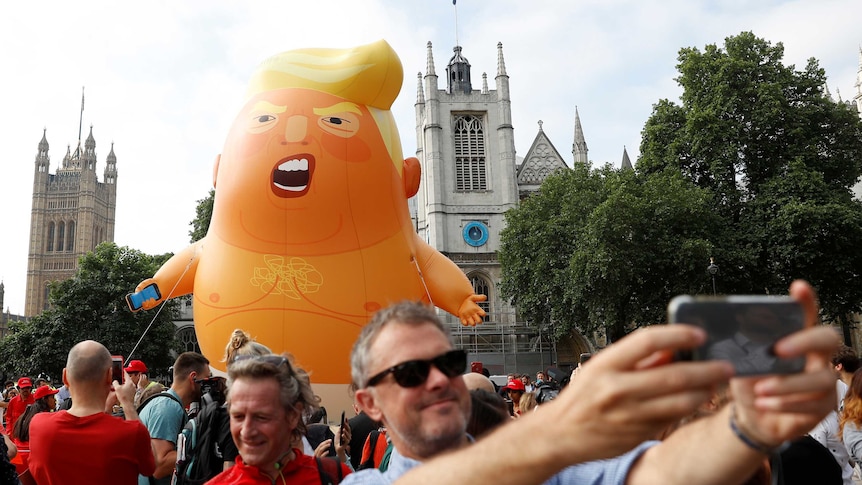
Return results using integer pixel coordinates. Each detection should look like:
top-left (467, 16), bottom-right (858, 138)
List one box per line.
top-left (29, 340), bottom-right (155, 484)
top-left (462, 372), bottom-right (496, 393)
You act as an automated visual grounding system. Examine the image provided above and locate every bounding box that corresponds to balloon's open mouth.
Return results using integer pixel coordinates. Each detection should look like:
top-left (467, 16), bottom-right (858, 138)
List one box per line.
top-left (272, 154), bottom-right (315, 197)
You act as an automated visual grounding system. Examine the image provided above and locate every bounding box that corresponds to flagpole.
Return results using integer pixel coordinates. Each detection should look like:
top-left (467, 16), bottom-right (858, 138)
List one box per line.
top-left (77, 86), bottom-right (84, 149)
top-left (453, 0), bottom-right (459, 47)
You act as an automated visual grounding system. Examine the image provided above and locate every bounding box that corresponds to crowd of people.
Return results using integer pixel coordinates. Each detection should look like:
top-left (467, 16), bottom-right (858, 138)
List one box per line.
top-left (0, 280), bottom-right (859, 484)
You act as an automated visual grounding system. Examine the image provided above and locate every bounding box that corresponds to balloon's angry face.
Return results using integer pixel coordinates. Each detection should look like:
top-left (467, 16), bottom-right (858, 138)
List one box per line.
top-left (213, 88), bottom-right (402, 251)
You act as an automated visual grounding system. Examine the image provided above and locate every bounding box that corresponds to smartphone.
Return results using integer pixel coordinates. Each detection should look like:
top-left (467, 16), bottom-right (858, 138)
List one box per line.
top-left (668, 295), bottom-right (806, 375)
top-left (126, 283), bottom-right (162, 312)
top-left (111, 355), bottom-right (124, 384)
top-left (339, 411), bottom-right (347, 442)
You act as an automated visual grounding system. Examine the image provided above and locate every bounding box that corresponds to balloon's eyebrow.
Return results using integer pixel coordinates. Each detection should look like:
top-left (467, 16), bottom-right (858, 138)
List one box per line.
top-left (250, 101), bottom-right (286, 114)
top-left (313, 102), bottom-right (361, 117)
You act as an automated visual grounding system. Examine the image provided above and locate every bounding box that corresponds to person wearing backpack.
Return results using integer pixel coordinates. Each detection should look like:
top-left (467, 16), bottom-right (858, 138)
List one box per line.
top-left (171, 376), bottom-right (233, 485)
top-left (534, 381), bottom-right (560, 405)
top-left (138, 352), bottom-right (211, 485)
top-left (206, 354), bottom-right (350, 484)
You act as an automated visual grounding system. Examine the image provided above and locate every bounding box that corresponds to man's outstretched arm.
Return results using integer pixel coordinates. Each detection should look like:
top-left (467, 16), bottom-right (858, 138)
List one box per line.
top-left (393, 280), bottom-right (839, 485)
top-left (394, 323), bottom-right (734, 485)
top-left (628, 285), bottom-right (838, 484)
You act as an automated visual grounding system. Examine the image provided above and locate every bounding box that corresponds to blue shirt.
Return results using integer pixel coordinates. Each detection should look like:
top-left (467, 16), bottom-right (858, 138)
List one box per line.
top-left (138, 389), bottom-right (187, 485)
top-left (341, 440), bottom-right (657, 485)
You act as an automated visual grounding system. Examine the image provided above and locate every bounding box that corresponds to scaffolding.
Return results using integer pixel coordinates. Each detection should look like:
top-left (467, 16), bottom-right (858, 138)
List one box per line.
top-left (440, 309), bottom-right (559, 376)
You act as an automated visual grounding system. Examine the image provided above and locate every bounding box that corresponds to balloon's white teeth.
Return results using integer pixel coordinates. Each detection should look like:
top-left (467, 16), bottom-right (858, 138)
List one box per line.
top-left (275, 183), bottom-right (307, 191)
top-left (277, 158), bottom-right (309, 172)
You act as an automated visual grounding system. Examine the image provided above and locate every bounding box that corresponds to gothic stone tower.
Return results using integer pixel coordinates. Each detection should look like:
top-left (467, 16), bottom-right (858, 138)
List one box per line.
top-left (25, 127), bottom-right (117, 316)
top-left (414, 41), bottom-right (519, 325)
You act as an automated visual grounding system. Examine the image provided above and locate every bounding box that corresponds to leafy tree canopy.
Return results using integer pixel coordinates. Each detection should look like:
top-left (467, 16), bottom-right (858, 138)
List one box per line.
top-left (0, 243), bottom-right (179, 380)
top-left (500, 165), bottom-right (722, 343)
top-left (640, 31), bottom-right (862, 215)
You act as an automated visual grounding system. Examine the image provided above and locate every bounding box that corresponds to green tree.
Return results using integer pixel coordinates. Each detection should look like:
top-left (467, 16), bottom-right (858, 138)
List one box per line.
top-left (0, 243), bottom-right (179, 379)
top-left (189, 189), bottom-right (215, 243)
top-left (640, 32), bottom-right (862, 215)
top-left (639, 31), bottom-right (862, 342)
top-left (500, 165), bottom-right (722, 343)
top-left (567, 169), bottom-right (722, 342)
top-left (499, 164), bottom-right (606, 338)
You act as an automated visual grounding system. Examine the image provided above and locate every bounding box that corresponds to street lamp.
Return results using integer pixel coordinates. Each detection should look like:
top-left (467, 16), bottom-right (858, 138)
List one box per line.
top-left (707, 257), bottom-right (719, 295)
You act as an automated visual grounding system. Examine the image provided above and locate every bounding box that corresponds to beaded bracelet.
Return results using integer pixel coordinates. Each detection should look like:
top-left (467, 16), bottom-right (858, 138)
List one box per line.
top-left (728, 405), bottom-right (789, 455)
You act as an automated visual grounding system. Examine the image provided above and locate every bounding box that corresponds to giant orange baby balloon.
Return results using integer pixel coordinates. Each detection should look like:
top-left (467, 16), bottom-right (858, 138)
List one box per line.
top-left (129, 40), bottom-right (486, 384)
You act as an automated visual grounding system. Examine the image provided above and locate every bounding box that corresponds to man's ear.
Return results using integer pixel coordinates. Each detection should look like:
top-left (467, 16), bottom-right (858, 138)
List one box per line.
top-left (213, 154), bottom-right (221, 189)
top-left (62, 368), bottom-right (70, 388)
top-left (355, 388), bottom-right (384, 423)
top-left (402, 157), bottom-right (421, 198)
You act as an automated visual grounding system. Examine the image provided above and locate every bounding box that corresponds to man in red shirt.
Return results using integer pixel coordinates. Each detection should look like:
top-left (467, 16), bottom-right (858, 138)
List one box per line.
top-left (28, 340), bottom-right (155, 484)
top-left (207, 354), bottom-right (350, 484)
top-left (5, 377), bottom-right (34, 435)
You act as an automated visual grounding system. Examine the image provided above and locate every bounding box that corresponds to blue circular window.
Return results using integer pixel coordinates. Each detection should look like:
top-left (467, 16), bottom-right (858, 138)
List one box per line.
top-left (462, 221), bottom-right (489, 247)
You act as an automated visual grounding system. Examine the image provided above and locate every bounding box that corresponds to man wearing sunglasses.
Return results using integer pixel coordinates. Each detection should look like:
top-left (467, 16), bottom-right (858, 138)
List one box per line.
top-left (346, 281), bottom-right (838, 485)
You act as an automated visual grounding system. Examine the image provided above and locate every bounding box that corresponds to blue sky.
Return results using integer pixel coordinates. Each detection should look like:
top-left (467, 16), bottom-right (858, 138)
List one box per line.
top-left (0, 0), bottom-right (860, 314)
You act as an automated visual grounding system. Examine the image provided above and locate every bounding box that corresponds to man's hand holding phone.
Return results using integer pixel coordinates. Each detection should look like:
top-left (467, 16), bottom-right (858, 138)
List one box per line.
top-left (727, 280), bottom-right (840, 450)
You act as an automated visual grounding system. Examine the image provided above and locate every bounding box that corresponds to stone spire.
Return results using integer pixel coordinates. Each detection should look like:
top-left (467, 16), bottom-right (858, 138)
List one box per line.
top-left (482, 72), bottom-right (488, 94)
top-left (85, 125), bottom-right (95, 150)
top-left (62, 144), bottom-right (72, 169)
top-left (416, 72), bottom-right (425, 104)
top-left (104, 142), bottom-right (118, 184)
top-left (572, 106), bottom-right (588, 165)
top-left (38, 128), bottom-right (49, 155)
top-left (621, 146), bottom-right (633, 170)
top-left (83, 125), bottom-right (96, 170)
top-left (426, 41), bottom-right (436, 77)
top-left (496, 42), bottom-right (507, 77)
top-left (35, 128), bottom-right (50, 173)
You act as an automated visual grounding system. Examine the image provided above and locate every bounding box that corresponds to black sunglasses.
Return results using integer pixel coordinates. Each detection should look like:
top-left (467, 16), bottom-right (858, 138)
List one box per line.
top-left (366, 350), bottom-right (467, 388)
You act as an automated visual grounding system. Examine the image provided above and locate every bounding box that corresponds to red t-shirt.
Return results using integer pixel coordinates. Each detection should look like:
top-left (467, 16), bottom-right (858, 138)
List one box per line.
top-left (206, 451), bottom-right (350, 485)
top-left (28, 410), bottom-right (155, 485)
top-left (10, 437), bottom-right (29, 475)
top-left (5, 394), bottom-right (34, 435)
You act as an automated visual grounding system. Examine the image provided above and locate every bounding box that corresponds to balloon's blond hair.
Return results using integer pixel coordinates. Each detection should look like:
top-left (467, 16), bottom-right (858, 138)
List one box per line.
top-left (246, 40), bottom-right (405, 175)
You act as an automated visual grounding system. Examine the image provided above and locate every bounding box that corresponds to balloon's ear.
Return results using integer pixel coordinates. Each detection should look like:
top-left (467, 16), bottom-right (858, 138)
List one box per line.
top-left (403, 157), bottom-right (421, 198)
top-left (213, 154), bottom-right (221, 189)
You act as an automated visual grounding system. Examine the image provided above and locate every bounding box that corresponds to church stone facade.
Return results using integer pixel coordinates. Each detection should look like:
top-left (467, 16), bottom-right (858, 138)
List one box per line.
top-left (413, 41), bottom-right (588, 375)
top-left (24, 127), bottom-right (117, 317)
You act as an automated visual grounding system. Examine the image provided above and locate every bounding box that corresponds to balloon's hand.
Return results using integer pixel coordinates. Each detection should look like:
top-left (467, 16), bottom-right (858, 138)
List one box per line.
top-left (128, 279), bottom-right (162, 311)
top-left (458, 294), bottom-right (487, 326)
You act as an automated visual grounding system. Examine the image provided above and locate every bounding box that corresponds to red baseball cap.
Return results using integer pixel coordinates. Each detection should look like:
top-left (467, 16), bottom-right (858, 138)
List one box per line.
top-left (17, 377), bottom-right (32, 389)
top-left (504, 379), bottom-right (526, 392)
top-left (124, 360), bottom-right (148, 373)
top-left (33, 386), bottom-right (58, 401)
